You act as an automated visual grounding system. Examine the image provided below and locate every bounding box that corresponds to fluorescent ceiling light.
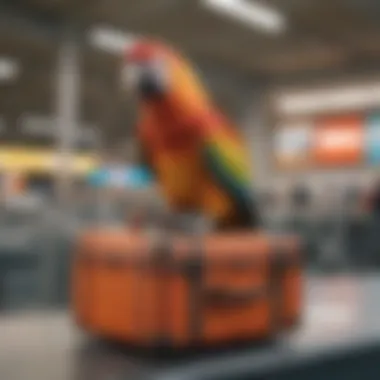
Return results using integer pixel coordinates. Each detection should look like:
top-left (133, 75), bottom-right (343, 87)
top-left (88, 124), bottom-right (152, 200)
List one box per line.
top-left (0, 58), bottom-right (20, 82)
top-left (88, 26), bottom-right (137, 54)
top-left (277, 83), bottom-right (380, 116)
top-left (202, 0), bottom-right (286, 34)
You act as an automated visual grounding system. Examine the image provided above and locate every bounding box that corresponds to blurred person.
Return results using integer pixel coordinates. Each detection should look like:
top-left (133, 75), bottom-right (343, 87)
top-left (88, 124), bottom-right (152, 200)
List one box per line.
top-left (290, 182), bottom-right (310, 222)
top-left (349, 179), bottom-right (380, 269)
top-left (121, 39), bottom-right (260, 232)
top-left (289, 182), bottom-right (311, 235)
top-left (343, 184), bottom-right (369, 268)
top-left (291, 182), bottom-right (310, 210)
top-left (364, 178), bottom-right (380, 216)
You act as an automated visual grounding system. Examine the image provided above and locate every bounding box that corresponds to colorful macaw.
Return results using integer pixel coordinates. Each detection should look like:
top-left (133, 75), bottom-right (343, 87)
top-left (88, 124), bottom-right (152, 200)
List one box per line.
top-left (122, 39), bottom-right (260, 231)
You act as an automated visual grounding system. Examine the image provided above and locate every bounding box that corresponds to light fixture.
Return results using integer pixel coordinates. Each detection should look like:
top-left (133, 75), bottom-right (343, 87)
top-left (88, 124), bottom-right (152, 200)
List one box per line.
top-left (276, 83), bottom-right (380, 116)
top-left (88, 26), bottom-right (137, 54)
top-left (202, 0), bottom-right (286, 34)
top-left (0, 57), bottom-right (20, 82)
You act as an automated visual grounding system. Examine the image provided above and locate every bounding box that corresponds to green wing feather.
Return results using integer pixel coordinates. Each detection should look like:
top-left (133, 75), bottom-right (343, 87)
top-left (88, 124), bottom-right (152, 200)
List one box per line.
top-left (202, 134), bottom-right (252, 200)
top-left (202, 134), bottom-right (261, 228)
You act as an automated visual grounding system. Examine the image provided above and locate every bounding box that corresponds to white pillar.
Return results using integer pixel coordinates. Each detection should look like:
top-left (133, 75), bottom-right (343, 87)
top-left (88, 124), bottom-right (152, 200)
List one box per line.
top-left (55, 34), bottom-right (80, 210)
top-left (39, 30), bottom-right (81, 306)
top-left (241, 90), bottom-right (270, 187)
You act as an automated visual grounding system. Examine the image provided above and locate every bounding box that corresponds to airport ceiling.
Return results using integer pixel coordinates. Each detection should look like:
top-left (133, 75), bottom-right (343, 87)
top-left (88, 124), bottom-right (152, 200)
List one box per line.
top-left (1, 0), bottom-right (380, 147)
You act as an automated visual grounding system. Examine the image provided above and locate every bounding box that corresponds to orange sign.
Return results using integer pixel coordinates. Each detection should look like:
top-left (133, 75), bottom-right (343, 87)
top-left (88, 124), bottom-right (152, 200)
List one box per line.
top-left (313, 116), bottom-right (364, 166)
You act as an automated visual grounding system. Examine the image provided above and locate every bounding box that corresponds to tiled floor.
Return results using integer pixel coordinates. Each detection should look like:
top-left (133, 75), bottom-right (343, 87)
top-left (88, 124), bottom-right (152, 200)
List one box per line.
top-left (1, 275), bottom-right (380, 380)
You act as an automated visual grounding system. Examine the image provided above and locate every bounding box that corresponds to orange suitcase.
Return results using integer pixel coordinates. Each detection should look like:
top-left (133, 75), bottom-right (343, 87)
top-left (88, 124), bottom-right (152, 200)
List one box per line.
top-left (72, 229), bottom-right (302, 347)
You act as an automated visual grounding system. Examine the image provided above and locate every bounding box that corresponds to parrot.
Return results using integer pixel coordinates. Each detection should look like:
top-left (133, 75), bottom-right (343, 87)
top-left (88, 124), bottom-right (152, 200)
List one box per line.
top-left (121, 39), bottom-right (261, 232)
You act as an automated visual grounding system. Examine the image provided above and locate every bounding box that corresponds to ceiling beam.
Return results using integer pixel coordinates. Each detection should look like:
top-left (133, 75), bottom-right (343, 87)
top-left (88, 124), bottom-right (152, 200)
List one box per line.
top-left (0, 3), bottom-right (65, 43)
top-left (267, 57), bottom-right (380, 87)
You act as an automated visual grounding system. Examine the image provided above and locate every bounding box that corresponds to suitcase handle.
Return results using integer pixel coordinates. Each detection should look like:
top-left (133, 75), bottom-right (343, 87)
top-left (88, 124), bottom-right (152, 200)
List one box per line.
top-left (203, 285), bottom-right (265, 307)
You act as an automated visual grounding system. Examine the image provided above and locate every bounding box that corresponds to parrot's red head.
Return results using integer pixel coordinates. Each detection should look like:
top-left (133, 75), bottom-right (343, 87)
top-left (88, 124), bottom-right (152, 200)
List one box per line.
top-left (122, 40), bottom-right (171, 100)
top-left (122, 39), bottom-right (210, 110)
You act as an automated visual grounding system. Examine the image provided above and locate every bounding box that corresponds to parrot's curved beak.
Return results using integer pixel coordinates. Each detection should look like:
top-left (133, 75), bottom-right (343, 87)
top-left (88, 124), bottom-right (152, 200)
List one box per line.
top-left (122, 60), bottom-right (167, 100)
top-left (138, 71), bottom-right (165, 99)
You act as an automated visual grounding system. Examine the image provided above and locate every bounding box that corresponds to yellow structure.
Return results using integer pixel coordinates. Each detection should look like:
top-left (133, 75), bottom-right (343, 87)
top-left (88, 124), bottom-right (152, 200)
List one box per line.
top-left (0, 146), bottom-right (98, 175)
